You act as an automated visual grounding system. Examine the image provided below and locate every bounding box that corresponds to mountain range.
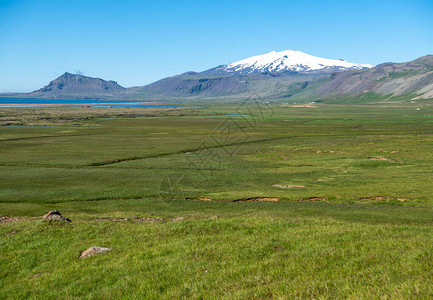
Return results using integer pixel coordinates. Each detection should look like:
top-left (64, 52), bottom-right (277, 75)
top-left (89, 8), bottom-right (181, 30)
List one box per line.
top-left (2, 50), bottom-right (433, 102)
top-left (205, 49), bottom-right (373, 75)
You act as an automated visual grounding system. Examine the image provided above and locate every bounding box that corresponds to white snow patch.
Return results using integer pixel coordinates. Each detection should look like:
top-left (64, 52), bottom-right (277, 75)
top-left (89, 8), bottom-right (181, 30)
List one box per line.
top-left (220, 49), bottom-right (374, 74)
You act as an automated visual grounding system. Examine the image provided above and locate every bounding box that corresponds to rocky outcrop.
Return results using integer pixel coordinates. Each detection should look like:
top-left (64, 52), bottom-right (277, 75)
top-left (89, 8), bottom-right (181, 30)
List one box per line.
top-left (0, 215), bottom-right (21, 224)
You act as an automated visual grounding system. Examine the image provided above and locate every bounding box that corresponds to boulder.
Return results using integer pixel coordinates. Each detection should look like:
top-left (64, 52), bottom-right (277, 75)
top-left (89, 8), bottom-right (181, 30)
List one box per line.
top-left (42, 210), bottom-right (71, 222)
top-left (79, 246), bottom-right (112, 259)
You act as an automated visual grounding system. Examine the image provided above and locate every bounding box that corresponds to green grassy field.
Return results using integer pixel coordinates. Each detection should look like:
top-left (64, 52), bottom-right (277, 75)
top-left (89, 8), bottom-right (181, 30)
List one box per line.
top-left (1, 101), bottom-right (433, 298)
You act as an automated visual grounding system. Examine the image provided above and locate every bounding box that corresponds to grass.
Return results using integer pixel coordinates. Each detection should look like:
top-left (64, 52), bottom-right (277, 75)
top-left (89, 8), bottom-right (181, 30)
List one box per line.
top-left (0, 105), bottom-right (203, 126)
top-left (2, 101), bottom-right (433, 298)
top-left (2, 200), bottom-right (433, 298)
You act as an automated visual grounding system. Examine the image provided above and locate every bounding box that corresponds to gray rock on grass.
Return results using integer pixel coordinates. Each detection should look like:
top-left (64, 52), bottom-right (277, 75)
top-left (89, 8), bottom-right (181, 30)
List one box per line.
top-left (42, 210), bottom-right (71, 222)
top-left (79, 246), bottom-right (112, 259)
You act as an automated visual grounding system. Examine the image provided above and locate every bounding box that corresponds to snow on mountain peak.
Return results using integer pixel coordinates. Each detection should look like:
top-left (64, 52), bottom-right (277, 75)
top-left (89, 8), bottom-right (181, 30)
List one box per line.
top-left (217, 49), bottom-right (374, 74)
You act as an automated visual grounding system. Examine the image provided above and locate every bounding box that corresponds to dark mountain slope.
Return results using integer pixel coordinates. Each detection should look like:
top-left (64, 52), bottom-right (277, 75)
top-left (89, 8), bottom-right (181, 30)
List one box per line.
top-left (310, 55), bottom-right (433, 100)
top-left (129, 74), bottom-right (249, 98)
top-left (124, 72), bottom-right (325, 100)
top-left (25, 72), bottom-right (125, 99)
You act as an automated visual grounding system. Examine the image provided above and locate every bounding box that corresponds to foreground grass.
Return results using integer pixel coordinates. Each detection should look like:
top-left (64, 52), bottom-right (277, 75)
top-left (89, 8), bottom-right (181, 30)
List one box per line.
top-left (2, 200), bottom-right (433, 298)
top-left (2, 102), bottom-right (433, 298)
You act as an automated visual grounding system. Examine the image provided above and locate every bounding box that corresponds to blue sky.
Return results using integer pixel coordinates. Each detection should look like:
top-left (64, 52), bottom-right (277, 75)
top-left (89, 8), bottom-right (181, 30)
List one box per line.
top-left (0, 0), bottom-right (432, 92)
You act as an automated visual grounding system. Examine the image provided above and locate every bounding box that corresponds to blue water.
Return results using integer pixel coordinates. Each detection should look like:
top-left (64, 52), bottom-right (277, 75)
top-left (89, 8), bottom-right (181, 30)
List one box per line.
top-left (0, 98), bottom-right (184, 108)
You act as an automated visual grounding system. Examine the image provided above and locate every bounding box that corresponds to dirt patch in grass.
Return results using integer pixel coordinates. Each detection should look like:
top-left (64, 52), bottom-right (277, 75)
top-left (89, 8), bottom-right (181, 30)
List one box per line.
top-left (0, 215), bottom-right (22, 224)
top-left (187, 197), bottom-right (211, 201)
top-left (93, 216), bottom-right (166, 223)
top-left (369, 157), bottom-right (393, 162)
top-left (273, 184), bottom-right (305, 189)
top-left (271, 246), bottom-right (285, 251)
top-left (316, 150), bottom-right (336, 153)
top-left (233, 197), bottom-right (279, 203)
top-left (298, 197), bottom-right (327, 202)
top-left (397, 198), bottom-right (410, 202)
top-left (359, 196), bottom-right (410, 202)
top-left (360, 196), bottom-right (385, 201)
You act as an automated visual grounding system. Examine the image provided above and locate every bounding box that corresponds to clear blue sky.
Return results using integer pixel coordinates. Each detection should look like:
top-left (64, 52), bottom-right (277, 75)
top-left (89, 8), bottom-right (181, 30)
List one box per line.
top-left (0, 0), bottom-right (432, 92)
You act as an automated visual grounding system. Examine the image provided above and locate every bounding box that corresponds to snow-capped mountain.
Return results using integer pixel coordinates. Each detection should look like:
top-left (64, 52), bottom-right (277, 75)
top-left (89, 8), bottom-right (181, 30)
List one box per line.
top-left (209, 49), bottom-right (374, 75)
top-left (8, 51), bottom-right (433, 102)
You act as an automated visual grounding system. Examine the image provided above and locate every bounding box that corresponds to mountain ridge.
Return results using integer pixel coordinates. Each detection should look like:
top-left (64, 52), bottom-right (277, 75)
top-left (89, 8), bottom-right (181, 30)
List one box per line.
top-left (1, 52), bottom-right (433, 102)
top-left (310, 55), bottom-right (433, 100)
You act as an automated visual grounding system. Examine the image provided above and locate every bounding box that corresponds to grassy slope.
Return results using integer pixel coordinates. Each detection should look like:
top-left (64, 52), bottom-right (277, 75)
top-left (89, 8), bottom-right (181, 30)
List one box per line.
top-left (2, 102), bottom-right (433, 298)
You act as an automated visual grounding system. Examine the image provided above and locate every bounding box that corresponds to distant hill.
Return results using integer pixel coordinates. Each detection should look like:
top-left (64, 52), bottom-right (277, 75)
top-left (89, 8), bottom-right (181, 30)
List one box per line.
top-left (2, 51), bottom-right (433, 102)
top-left (9, 72), bottom-right (125, 100)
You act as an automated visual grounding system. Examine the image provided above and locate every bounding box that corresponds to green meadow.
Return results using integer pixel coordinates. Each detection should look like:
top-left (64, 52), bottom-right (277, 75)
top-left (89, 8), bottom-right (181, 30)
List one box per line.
top-left (1, 101), bottom-right (433, 298)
